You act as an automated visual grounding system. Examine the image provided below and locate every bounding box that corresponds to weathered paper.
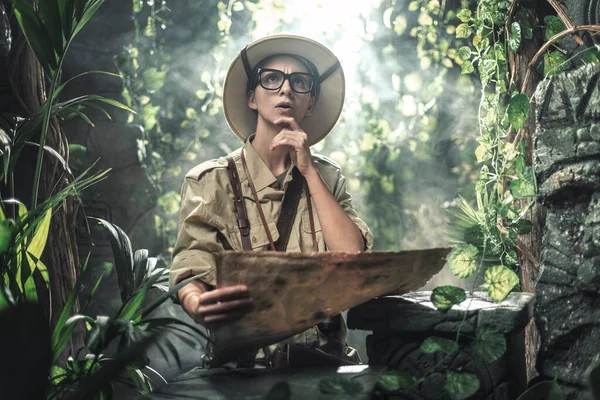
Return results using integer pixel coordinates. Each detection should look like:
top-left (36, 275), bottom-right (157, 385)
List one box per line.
top-left (210, 248), bottom-right (451, 364)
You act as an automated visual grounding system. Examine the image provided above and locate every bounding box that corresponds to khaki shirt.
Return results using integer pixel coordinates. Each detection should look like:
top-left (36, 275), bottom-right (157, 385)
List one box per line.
top-left (170, 137), bottom-right (374, 365)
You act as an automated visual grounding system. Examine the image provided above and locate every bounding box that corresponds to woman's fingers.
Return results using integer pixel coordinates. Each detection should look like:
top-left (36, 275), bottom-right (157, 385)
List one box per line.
top-left (197, 297), bottom-right (253, 316)
top-left (198, 284), bottom-right (250, 305)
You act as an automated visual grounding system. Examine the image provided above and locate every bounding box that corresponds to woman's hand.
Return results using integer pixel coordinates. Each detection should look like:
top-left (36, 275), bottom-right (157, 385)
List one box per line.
top-left (270, 117), bottom-right (315, 176)
top-left (181, 281), bottom-right (253, 329)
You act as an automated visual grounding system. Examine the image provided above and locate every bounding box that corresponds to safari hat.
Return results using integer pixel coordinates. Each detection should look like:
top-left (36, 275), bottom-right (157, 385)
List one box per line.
top-left (222, 34), bottom-right (345, 146)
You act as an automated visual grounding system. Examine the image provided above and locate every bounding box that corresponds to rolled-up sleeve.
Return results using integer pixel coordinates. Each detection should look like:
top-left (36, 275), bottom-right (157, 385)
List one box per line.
top-left (332, 171), bottom-right (374, 251)
top-left (170, 178), bottom-right (223, 289)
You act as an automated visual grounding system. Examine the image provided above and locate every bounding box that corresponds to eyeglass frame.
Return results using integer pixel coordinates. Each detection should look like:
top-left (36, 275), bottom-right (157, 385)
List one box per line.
top-left (256, 68), bottom-right (316, 94)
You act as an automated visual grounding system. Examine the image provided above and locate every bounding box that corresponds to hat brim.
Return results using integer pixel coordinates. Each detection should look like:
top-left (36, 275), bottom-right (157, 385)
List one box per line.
top-left (223, 34), bottom-right (345, 146)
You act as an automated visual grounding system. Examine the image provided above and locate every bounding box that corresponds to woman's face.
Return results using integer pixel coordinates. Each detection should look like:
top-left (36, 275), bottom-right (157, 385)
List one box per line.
top-left (247, 55), bottom-right (316, 127)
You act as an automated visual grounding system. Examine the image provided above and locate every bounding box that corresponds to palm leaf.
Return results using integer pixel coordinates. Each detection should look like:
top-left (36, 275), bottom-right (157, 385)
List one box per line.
top-left (38, 0), bottom-right (64, 54)
top-left (13, 0), bottom-right (57, 73)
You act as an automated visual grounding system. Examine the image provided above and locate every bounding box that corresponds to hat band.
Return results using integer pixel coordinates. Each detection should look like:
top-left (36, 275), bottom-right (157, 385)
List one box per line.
top-left (240, 46), bottom-right (341, 83)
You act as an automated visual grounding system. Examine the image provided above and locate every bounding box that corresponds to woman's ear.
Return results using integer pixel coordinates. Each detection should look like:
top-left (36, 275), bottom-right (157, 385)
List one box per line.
top-left (304, 95), bottom-right (315, 116)
top-left (247, 90), bottom-right (258, 111)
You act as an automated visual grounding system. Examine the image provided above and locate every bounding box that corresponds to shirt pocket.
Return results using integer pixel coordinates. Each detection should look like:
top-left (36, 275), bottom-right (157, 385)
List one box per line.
top-left (226, 218), bottom-right (280, 251)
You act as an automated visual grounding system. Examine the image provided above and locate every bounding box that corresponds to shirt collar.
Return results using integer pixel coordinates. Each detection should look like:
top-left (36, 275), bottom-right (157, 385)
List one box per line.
top-left (241, 134), bottom-right (286, 192)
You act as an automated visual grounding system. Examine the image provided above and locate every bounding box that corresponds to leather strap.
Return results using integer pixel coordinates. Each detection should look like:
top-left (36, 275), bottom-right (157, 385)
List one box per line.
top-left (274, 167), bottom-right (304, 252)
top-left (226, 155), bottom-right (252, 251)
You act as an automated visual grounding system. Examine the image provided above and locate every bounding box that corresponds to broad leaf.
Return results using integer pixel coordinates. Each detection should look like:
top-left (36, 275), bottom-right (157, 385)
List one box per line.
top-left (431, 286), bottom-right (466, 311)
top-left (510, 167), bottom-right (537, 199)
top-left (516, 380), bottom-right (564, 400)
top-left (456, 46), bottom-right (471, 60)
top-left (470, 330), bottom-right (507, 362)
top-left (508, 22), bottom-right (521, 53)
top-left (544, 16), bottom-right (566, 41)
top-left (456, 9), bottom-right (471, 22)
top-left (482, 265), bottom-right (519, 302)
top-left (376, 371), bottom-right (417, 393)
top-left (448, 244), bottom-right (478, 279)
top-left (421, 336), bottom-right (459, 355)
top-left (456, 23), bottom-right (472, 39)
top-left (444, 371), bottom-right (480, 400)
top-left (507, 94), bottom-right (529, 130)
top-left (461, 60), bottom-right (474, 75)
top-left (542, 51), bottom-right (567, 77)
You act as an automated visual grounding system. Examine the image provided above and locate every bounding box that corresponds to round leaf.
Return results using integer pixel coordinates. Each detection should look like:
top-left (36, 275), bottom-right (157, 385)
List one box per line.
top-left (544, 16), bottom-right (566, 41)
top-left (483, 265), bottom-right (519, 302)
top-left (456, 46), bottom-right (471, 60)
top-left (456, 23), bottom-right (472, 39)
top-left (431, 286), bottom-right (467, 311)
top-left (449, 244), bottom-right (479, 279)
top-left (421, 336), bottom-right (459, 355)
top-left (470, 330), bottom-right (507, 362)
top-left (542, 51), bottom-right (567, 77)
top-left (456, 9), bottom-right (472, 22)
top-left (461, 60), bottom-right (474, 75)
top-left (508, 22), bottom-right (521, 53)
top-left (507, 94), bottom-right (529, 130)
top-left (444, 372), bottom-right (480, 400)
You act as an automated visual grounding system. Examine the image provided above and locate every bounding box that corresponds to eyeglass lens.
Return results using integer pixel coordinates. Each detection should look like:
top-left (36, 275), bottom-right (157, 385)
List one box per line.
top-left (259, 70), bottom-right (314, 93)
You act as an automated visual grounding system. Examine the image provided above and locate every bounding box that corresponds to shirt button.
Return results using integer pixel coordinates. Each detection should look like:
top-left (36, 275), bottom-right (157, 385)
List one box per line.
top-left (252, 236), bottom-right (258, 243)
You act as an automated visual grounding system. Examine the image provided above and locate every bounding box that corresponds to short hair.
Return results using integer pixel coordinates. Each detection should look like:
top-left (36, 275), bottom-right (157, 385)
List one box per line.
top-left (246, 54), bottom-right (321, 102)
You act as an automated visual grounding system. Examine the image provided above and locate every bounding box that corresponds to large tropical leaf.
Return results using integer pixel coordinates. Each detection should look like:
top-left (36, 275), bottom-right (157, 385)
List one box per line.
top-left (71, 0), bottom-right (105, 38)
top-left (38, 0), bottom-right (64, 54)
top-left (13, 0), bottom-right (57, 73)
top-left (93, 218), bottom-right (134, 303)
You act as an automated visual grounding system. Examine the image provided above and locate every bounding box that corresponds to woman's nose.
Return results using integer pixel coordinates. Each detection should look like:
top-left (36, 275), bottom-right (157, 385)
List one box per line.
top-left (279, 77), bottom-right (293, 93)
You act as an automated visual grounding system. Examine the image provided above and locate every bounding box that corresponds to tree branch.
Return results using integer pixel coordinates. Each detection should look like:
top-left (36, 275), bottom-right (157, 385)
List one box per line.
top-left (547, 0), bottom-right (584, 45)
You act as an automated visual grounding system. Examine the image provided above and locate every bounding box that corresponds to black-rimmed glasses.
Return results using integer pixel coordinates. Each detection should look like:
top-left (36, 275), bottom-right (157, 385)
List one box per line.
top-left (257, 68), bottom-right (315, 94)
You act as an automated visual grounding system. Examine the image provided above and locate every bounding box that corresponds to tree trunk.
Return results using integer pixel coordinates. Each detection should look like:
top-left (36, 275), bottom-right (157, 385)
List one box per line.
top-left (7, 0), bottom-right (84, 362)
top-left (507, 0), bottom-right (545, 383)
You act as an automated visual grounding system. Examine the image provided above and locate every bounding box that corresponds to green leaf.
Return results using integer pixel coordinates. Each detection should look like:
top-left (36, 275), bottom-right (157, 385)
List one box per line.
top-left (119, 287), bottom-right (147, 320)
top-left (319, 378), bottom-right (363, 394)
top-left (511, 219), bottom-right (533, 234)
top-left (26, 209), bottom-right (52, 259)
top-left (72, 0), bottom-right (105, 38)
top-left (544, 15), bottom-right (566, 41)
top-left (456, 9), bottom-right (472, 22)
top-left (461, 60), bottom-right (474, 75)
top-left (157, 191), bottom-right (181, 215)
top-left (507, 94), bottom-right (529, 130)
top-left (58, 0), bottom-right (75, 38)
top-left (265, 381), bottom-right (291, 400)
top-left (376, 371), bottom-right (417, 393)
top-left (542, 51), bottom-right (567, 77)
top-left (86, 95), bottom-right (136, 114)
top-left (456, 23), bottom-right (472, 39)
top-left (510, 169), bottom-right (537, 198)
top-left (50, 365), bottom-right (68, 384)
top-left (516, 380), bottom-right (564, 400)
top-left (38, 0), bottom-right (64, 54)
top-left (444, 372), bottom-right (480, 400)
top-left (482, 265), bottom-right (519, 302)
top-left (518, 11), bottom-right (534, 40)
top-left (94, 218), bottom-right (133, 303)
top-left (508, 22), bottom-right (521, 53)
top-left (13, 0), bottom-right (57, 73)
top-left (431, 286), bottom-right (467, 311)
top-left (448, 244), bottom-right (479, 279)
top-left (0, 219), bottom-right (12, 254)
top-left (421, 336), bottom-right (459, 355)
top-left (470, 330), bottom-right (507, 362)
top-left (142, 67), bottom-right (168, 92)
top-left (456, 46), bottom-right (471, 60)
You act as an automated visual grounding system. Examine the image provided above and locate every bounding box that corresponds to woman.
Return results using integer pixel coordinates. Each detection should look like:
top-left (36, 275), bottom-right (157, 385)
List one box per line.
top-left (170, 34), bottom-right (373, 367)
